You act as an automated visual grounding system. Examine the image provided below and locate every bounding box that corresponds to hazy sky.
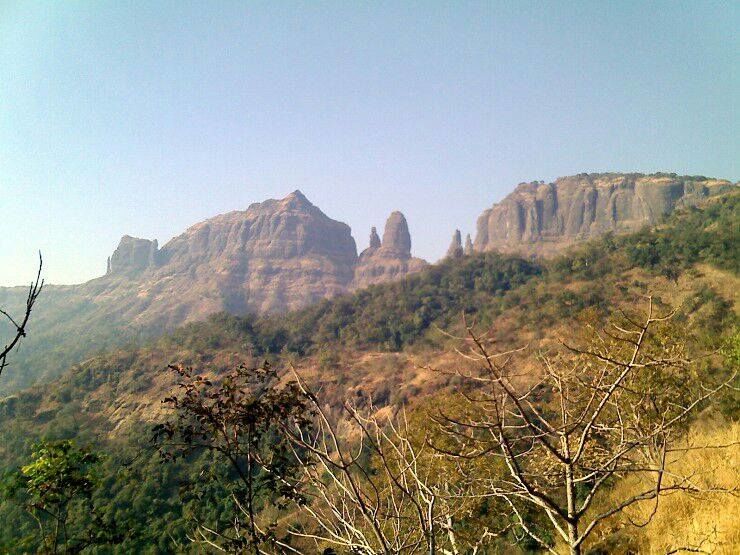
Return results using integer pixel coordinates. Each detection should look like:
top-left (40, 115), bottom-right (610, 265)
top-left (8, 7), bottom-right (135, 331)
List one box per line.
top-left (1, 1), bottom-right (738, 285)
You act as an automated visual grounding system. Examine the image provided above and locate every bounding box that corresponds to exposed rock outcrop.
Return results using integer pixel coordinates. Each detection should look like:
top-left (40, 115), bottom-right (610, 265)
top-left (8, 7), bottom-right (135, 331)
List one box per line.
top-left (98, 193), bottom-right (431, 324)
top-left (98, 194), bottom-right (431, 325)
top-left (352, 212), bottom-right (428, 289)
top-left (464, 234), bottom-right (474, 256)
top-left (1, 175), bottom-right (735, 395)
top-left (369, 226), bottom-right (381, 249)
top-left (117, 190), bottom-right (359, 322)
top-left (108, 236), bottom-right (159, 275)
top-left (381, 211), bottom-right (413, 256)
top-left (0, 191), bottom-right (429, 395)
top-left (446, 230), bottom-right (464, 259)
top-left (474, 173), bottom-right (736, 256)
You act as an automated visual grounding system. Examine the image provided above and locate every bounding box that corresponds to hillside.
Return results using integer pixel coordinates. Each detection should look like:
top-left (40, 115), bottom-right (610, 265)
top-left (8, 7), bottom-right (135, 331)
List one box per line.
top-left (1, 190), bottom-right (736, 440)
top-left (0, 192), bottom-right (427, 394)
top-left (0, 189), bottom-right (737, 552)
top-left (2, 173), bottom-right (734, 397)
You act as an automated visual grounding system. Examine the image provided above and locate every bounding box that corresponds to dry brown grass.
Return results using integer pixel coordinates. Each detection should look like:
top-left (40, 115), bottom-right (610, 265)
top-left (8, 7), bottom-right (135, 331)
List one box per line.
top-left (586, 419), bottom-right (740, 554)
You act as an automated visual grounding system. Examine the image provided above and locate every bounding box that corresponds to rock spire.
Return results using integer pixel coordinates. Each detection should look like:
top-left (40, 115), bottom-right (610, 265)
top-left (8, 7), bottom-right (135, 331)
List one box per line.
top-left (381, 211), bottom-right (412, 257)
top-left (446, 229), bottom-right (464, 259)
top-left (352, 212), bottom-right (428, 289)
top-left (369, 226), bottom-right (381, 249)
top-left (464, 234), bottom-right (474, 256)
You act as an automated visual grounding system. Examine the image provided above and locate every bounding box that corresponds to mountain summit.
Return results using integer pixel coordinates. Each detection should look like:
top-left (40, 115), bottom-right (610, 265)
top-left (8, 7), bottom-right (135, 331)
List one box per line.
top-left (103, 190), bottom-right (360, 320)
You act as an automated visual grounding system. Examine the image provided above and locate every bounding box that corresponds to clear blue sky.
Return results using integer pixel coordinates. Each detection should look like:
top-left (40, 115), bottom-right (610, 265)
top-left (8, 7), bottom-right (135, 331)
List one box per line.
top-left (1, 1), bottom-right (737, 285)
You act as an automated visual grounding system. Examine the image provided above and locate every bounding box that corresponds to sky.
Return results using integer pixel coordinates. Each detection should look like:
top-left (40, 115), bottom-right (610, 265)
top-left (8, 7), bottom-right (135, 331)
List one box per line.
top-left (0, 1), bottom-right (738, 286)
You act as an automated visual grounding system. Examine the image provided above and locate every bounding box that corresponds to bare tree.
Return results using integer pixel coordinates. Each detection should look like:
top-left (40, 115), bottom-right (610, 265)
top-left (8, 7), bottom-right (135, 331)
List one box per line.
top-left (156, 361), bottom-right (501, 554)
top-left (0, 253), bottom-right (43, 380)
top-left (282, 370), bottom-right (497, 555)
top-left (431, 298), bottom-right (737, 554)
top-left (155, 297), bottom-right (735, 554)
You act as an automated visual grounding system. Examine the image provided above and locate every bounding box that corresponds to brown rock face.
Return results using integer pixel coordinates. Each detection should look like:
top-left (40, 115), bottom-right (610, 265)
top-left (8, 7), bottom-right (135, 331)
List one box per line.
top-left (382, 211), bottom-right (412, 256)
top-left (352, 212), bottom-right (428, 289)
top-left (7, 192), bottom-right (430, 353)
top-left (124, 190), bottom-right (358, 323)
top-left (0, 191), bottom-right (430, 394)
top-left (474, 173), bottom-right (736, 256)
top-left (48, 192), bottom-right (433, 331)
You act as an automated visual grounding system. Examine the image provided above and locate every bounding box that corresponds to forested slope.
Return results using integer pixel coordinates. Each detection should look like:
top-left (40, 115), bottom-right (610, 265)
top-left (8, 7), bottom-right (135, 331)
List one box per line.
top-left (0, 191), bottom-right (737, 552)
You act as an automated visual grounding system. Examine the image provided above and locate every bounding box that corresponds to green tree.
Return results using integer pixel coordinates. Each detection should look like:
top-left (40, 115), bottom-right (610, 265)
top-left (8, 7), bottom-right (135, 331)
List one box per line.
top-left (5, 439), bottom-right (119, 553)
top-left (154, 362), bottom-right (314, 553)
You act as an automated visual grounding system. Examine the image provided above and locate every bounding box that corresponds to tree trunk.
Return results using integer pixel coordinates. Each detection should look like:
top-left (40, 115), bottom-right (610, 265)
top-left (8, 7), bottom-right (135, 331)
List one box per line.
top-left (564, 452), bottom-right (580, 555)
top-left (568, 520), bottom-right (581, 555)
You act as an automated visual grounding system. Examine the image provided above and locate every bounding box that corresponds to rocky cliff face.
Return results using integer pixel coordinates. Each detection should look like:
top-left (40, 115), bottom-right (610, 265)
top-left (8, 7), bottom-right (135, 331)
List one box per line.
top-left (352, 212), bottom-right (428, 289)
top-left (1, 174), bottom-right (734, 395)
top-left (105, 191), bottom-right (360, 325)
top-left (0, 191), bottom-right (428, 394)
top-left (474, 173), bottom-right (736, 256)
top-left (108, 236), bottom-right (159, 276)
top-left (24, 192), bottom-right (429, 333)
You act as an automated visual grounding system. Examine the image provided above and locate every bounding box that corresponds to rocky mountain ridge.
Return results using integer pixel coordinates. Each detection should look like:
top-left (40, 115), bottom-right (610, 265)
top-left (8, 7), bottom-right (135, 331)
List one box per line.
top-left (91, 190), bottom-right (429, 324)
top-left (473, 173), bottom-right (736, 256)
top-left (352, 212), bottom-right (428, 289)
top-left (0, 172), bottom-right (735, 395)
top-left (0, 190), bottom-right (430, 393)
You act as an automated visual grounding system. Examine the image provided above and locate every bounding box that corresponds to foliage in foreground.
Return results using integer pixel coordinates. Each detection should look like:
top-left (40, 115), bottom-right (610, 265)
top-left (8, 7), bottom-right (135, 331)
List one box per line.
top-left (160, 305), bottom-right (737, 553)
top-left (2, 440), bottom-right (121, 553)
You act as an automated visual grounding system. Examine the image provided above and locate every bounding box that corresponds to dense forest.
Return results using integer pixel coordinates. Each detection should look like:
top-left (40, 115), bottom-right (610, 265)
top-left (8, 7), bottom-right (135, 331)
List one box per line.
top-left (0, 192), bottom-right (738, 553)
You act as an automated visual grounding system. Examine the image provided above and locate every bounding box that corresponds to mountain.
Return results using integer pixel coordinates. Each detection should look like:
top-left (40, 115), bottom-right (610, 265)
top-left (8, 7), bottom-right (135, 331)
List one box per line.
top-left (0, 189), bottom-right (737, 551)
top-left (4, 189), bottom-right (737, 433)
top-left (0, 191), bottom-right (426, 393)
top-left (474, 173), bottom-right (736, 256)
top-left (1, 173), bottom-right (736, 395)
top-left (103, 190), bottom-right (360, 322)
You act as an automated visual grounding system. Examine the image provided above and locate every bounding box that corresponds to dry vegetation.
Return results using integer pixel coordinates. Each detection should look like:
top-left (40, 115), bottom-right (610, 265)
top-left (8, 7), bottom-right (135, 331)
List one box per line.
top-left (0, 193), bottom-right (737, 551)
